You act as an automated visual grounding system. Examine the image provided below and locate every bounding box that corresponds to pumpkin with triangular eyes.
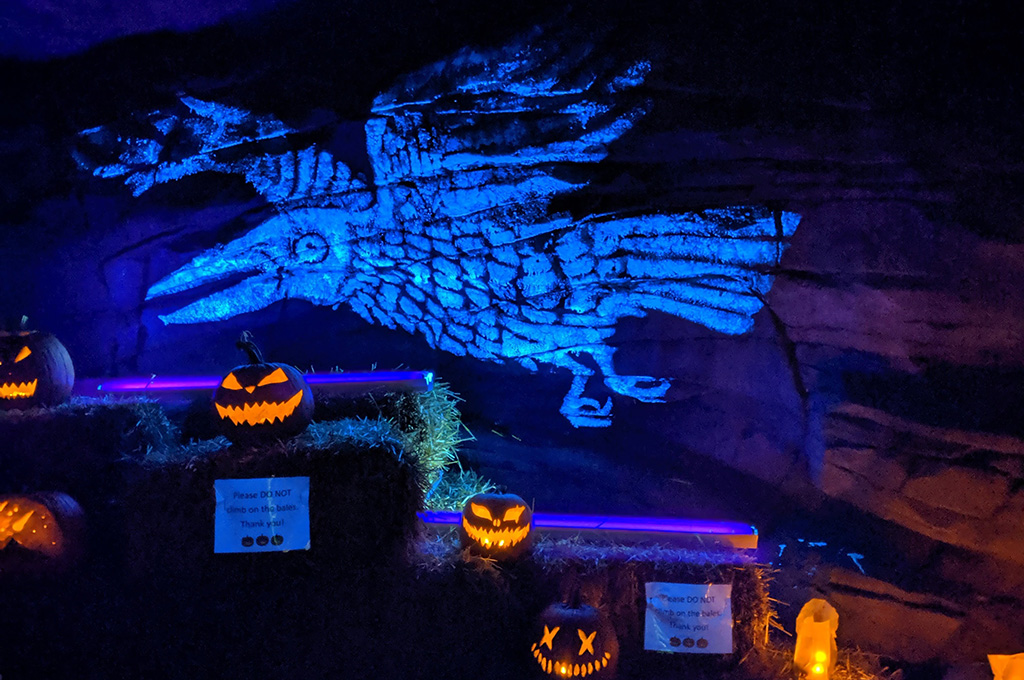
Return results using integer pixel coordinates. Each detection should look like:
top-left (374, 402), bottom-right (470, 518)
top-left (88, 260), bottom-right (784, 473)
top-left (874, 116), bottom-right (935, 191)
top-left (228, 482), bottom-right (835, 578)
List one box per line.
top-left (459, 492), bottom-right (533, 559)
top-left (0, 320), bottom-right (74, 410)
top-left (212, 332), bottom-right (314, 444)
top-left (530, 602), bottom-right (619, 679)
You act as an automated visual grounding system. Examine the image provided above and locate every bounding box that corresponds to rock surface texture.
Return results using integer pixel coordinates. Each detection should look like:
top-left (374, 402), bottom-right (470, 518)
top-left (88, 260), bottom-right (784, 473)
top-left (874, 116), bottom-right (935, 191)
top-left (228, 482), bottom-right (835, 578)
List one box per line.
top-left (1, 0), bottom-right (1022, 668)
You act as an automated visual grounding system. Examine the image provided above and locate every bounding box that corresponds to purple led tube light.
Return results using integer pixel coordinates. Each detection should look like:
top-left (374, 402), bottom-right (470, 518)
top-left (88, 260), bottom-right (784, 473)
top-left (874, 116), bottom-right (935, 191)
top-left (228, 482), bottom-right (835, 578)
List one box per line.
top-left (419, 510), bottom-right (758, 549)
top-left (80, 370), bottom-right (434, 395)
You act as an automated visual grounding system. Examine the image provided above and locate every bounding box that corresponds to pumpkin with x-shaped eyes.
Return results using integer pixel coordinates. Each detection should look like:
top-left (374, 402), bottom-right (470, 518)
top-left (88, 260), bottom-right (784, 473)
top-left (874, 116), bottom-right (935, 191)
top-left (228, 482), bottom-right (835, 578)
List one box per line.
top-left (459, 492), bottom-right (533, 559)
top-left (213, 332), bottom-right (314, 443)
top-left (0, 320), bottom-right (74, 410)
top-left (530, 602), bottom-right (619, 679)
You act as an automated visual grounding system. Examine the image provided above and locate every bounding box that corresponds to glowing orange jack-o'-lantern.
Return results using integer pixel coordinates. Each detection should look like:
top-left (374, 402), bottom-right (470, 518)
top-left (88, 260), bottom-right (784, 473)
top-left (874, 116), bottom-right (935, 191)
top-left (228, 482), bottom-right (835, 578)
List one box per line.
top-left (0, 492), bottom-right (84, 572)
top-left (459, 492), bottom-right (533, 559)
top-left (794, 598), bottom-right (838, 679)
top-left (212, 332), bottom-right (314, 444)
top-left (530, 601), bottom-right (619, 679)
top-left (0, 318), bottom-right (74, 410)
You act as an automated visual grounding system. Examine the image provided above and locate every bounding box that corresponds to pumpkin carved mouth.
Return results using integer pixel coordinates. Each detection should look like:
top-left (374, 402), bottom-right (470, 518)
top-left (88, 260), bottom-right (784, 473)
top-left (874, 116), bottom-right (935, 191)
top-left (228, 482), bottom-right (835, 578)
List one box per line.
top-left (215, 390), bottom-right (304, 426)
top-left (530, 644), bottom-right (612, 677)
top-left (0, 379), bottom-right (37, 399)
top-left (461, 516), bottom-right (530, 550)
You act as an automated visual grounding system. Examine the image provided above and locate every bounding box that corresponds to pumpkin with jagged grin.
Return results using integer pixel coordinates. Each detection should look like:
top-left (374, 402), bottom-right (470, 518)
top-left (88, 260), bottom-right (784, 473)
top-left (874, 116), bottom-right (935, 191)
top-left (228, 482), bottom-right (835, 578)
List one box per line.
top-left (0, 320), bottom-right (74, 410)
top-left (459, 492), bottom-right (533, 559)
top-left (213, 332), bottom-right (313, 443)
top-left (530, 601), bottom-right (619, 679)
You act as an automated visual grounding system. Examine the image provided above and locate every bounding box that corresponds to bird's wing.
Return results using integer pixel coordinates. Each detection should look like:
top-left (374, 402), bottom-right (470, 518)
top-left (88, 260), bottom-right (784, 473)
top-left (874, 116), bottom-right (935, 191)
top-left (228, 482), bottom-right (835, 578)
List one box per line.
top-left (364, 24), bottom-right (650, 231)
top-left (550, 207), bottom-right (801, 335)
top-left (75, 96), bottom-right (365, 203)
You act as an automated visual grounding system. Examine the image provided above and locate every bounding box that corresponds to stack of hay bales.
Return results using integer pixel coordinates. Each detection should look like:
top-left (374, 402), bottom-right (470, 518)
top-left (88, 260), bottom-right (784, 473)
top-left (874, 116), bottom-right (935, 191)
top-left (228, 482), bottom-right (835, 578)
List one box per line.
top-left (0, 389), bottom-right (771, 680)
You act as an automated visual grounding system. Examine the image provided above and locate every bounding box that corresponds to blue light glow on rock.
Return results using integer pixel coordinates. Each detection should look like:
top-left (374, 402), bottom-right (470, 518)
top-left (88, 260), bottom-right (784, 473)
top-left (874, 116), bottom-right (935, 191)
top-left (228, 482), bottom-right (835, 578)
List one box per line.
top-left (79, 28), bottom-right (801, 427)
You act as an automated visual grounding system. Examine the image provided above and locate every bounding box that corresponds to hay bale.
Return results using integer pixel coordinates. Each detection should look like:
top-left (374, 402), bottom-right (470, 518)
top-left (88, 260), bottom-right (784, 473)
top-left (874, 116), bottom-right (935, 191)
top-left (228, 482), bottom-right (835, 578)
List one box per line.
top-left (0, 391), bottom-right (780, 680)
top-left (0, 397), bottom-right (177, 493)
top-left (121, 418), bottom-right (422, 579)
top-left (0, 417), bottom-right (426, 680)
top-left (315, 380), bottom-right (472, 493)
top-left (408, 532), bottom-right (773, 680)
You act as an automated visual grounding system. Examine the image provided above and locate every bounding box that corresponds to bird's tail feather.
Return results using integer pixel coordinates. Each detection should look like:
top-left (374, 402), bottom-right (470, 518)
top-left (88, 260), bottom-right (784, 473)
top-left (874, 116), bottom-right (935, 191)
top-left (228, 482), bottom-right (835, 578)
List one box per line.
top-left (556, 207), bottom-right (800, 334)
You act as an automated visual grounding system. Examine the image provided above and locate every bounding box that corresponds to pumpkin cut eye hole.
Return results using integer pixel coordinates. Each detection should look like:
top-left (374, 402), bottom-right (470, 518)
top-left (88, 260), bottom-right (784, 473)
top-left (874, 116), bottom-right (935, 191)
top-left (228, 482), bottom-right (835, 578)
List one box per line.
top-left (257, 367), bottom-right (289, 387)
top-left (14, 346), bottom-right (31, 362)
top-left (578, 630), bottom-right (596, 655)
top-left (470, 503), bottom-right (493, 521)
top-left (220, 373), bottom-right (243, 391)
top-left (502, 506), bottom-right (526, 523)
top-left (540, 625), bottom-right (560, 650)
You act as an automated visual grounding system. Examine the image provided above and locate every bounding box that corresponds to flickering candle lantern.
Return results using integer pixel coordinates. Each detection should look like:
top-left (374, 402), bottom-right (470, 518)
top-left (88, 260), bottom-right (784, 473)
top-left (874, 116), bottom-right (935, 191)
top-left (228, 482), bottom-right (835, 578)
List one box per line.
top-left (990, 654), bottom-right (1024, 680)
top-left (793, 598), bottom-right (838, 679)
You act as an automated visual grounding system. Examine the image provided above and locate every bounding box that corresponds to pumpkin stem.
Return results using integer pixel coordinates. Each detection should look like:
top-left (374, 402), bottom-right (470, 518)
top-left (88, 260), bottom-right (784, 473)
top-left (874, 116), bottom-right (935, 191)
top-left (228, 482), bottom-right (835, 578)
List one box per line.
top-left (560, 571), bottom-right (583, 609)
top-left (3, 315), bottom-right (27, 332)
top-left (236, 331), bottom-right (265, 364)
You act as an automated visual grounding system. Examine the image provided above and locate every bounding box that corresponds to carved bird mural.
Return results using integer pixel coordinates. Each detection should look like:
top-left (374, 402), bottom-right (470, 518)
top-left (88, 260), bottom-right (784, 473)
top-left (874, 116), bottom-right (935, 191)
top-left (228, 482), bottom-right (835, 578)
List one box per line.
top-left (76, 26), bottom-right (801, 427)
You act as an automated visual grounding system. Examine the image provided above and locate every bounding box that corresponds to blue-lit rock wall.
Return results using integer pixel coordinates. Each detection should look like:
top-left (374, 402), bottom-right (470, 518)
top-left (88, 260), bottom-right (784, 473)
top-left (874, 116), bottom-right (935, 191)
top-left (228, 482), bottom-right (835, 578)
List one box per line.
top-left (3, 0), bottom-right (1024, 664)
top-left (76, 61), bottom-right (801, 427)
top-left (2, 0), bottom-right (1023, 534)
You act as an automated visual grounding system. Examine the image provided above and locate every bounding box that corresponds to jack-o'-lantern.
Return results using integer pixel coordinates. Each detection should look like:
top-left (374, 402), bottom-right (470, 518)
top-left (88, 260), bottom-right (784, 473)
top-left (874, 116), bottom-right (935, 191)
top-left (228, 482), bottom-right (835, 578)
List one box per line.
top-left (459, 492), bottom-right (533, 559)
top-left (0, 492), bottom-right (85, 572)
top-left (530, 601), bottom-right (619, 679)
top-left (213, 332), bottom-right (314, 443)
top-left (0, 317), bottom-right (74, 410)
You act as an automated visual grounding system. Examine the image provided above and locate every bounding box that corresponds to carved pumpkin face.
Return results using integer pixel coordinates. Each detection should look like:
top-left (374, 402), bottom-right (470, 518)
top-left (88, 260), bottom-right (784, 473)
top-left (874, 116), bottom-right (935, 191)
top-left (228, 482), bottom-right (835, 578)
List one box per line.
top-left (531, 602), bottom-right (619, 679)
top-left (213, 362), bottom-right (314, 443)
top-left (459, 492), bottom-right (533, 559)
top-left (0, 492), bottom-right (84, 571)
top-left (0, 330), bottom-right (74, 410)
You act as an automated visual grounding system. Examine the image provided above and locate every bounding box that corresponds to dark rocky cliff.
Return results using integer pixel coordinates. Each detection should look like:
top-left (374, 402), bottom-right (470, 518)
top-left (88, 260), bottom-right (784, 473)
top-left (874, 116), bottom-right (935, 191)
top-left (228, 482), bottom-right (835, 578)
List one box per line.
top-left (1, 0), bottom-right (1022, 668)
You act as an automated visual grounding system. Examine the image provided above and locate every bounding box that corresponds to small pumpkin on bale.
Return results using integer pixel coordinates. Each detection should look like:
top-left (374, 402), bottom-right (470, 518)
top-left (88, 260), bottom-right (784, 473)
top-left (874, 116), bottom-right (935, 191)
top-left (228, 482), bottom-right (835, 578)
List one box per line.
top-left (0, 316), bottom-right (74, 410)
top-left (530, 597), bottom-right (620, 679)
top-left (459, 492), bottom-right (533, 560)
top-left (0, 491), bottom-right (85, 574)
top-left (212, 331), bottom-right (314, 444)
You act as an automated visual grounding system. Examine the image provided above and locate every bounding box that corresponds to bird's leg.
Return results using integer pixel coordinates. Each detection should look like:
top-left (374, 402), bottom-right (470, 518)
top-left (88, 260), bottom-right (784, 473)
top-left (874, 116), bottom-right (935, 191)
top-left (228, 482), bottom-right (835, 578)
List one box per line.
top-left (559, 374), bottom-right (613, 428)
top-left (603, 375), bottom-right (671, 402)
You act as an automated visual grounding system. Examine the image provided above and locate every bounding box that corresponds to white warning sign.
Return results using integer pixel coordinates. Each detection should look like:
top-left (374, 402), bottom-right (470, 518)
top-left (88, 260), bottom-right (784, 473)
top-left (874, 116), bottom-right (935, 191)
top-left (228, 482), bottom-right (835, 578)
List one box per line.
top-left (213, 477), bottom-right (310, 553)
top-left (644, 582), bottom-right (733, 654)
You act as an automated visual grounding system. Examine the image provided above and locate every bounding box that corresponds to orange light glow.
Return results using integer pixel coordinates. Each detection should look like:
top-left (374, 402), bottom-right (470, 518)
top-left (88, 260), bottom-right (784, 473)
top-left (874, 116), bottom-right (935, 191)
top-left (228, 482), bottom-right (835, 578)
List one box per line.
top-left (794, 599), bottom-right (838, 680)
